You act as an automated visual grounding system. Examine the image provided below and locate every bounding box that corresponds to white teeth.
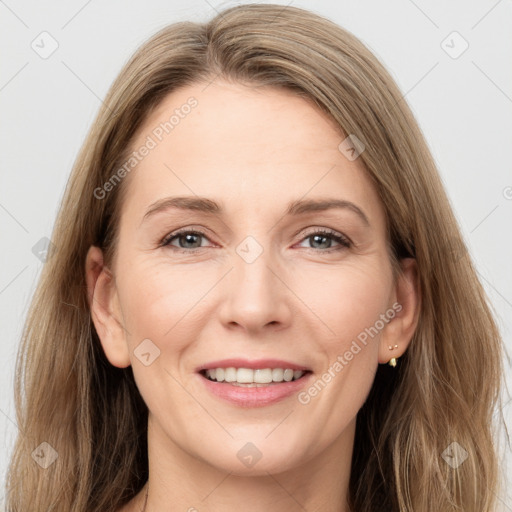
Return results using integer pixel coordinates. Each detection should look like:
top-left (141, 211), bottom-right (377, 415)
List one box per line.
top-left (224, 367), bottom-right (237, 382)
top-left (272, 368), bottom-right (284, 382)
top-left (254, 369), bottom-right (273, 384)
top-left (237, 368), bottom-right (253, 383)
top-left (203, 367), bottom-right (306, 384)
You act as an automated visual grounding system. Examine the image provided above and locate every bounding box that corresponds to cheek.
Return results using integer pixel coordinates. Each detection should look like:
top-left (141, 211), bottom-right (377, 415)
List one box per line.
top-left (290, 260), bottom-right (392, 348)
top-left (292, 263), bottom-right (389, 419)
top-left (116, 257), bottom-right (210, 336)
top-left (113, 260), bottom-right (209, 413)
top-left (115, 249), bottom-right (392, 354)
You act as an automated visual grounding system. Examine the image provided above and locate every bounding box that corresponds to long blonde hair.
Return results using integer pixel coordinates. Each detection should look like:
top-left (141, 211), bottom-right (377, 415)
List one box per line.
top-left (6, 4), bottom-right (505, 511)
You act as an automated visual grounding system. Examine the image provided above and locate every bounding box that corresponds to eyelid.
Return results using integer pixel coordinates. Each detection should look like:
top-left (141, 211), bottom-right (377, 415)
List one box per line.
top-left (160, 227), bottom-right (214, 248)
top-left (297, 226), bottom-right (352, 247)
top-left (160, 225), bottom-right (353, 252)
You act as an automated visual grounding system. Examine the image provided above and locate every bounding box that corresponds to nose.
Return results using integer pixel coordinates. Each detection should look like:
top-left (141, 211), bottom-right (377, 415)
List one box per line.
top-left (217, 240), bottom-right (293, 335)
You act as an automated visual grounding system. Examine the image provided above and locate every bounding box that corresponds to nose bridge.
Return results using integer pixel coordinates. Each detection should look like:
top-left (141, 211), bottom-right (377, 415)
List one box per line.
top-left (219, 232), bottom-right (291, 330)
top-left (232, 233), bottom-right (277, 302)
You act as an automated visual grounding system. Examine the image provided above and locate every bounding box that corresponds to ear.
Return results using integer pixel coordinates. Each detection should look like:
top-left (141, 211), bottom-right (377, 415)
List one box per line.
top-left (85, 245), bottom-right (131, 368)
top-left (379, 258), bottom-right (421, 364)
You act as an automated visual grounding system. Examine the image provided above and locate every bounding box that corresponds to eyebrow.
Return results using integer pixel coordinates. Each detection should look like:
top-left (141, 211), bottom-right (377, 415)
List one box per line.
top-left (141, 196), bottom-right (370, 226)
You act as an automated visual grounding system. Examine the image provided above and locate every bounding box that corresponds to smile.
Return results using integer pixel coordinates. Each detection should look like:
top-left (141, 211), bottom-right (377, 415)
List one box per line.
top-left (197, 362), bottom-right (313, 407)
top-left (201, 367), bottom-right (307, 386)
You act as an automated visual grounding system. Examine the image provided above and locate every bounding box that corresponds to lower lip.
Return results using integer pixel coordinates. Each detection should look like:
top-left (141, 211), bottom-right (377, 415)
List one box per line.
top-left (198, 372), bottom-right (313, 407)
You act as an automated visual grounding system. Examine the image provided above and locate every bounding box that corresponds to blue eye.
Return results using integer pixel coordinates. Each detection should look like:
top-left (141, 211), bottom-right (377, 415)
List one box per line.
top-left (161, 230), bottom-right (209, 251)
top-left (160, 228), bottom-right (352, 253)
top-left (298, 230), bottom-right (351, 251)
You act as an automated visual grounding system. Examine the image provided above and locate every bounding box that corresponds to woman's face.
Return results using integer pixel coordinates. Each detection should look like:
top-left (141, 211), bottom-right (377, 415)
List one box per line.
top-left (88, 80), bottom-right (417, 476)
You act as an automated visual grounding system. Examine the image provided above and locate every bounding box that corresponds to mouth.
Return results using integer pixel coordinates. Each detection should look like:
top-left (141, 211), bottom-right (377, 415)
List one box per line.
top-left (197, 364), bottom-right (313, 407)
top-left (199, 367), bottom-right (312, 387)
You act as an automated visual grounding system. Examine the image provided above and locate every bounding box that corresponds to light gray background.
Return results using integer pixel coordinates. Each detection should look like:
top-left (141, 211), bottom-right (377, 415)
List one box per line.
top-left (1, 0), bottom-right (511, 509)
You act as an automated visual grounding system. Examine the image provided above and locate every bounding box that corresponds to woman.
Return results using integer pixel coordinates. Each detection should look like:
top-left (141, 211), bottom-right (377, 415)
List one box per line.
top-left (6, 4), bottom-right (505, 511)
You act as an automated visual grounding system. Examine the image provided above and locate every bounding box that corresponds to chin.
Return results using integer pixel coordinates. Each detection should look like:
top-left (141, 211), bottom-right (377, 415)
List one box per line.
top-left (196, 439), bottom-right (309, 476)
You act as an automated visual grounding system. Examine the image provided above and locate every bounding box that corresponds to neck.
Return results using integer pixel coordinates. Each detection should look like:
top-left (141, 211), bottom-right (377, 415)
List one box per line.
top-left (136, 414), bottom-right (355, 512)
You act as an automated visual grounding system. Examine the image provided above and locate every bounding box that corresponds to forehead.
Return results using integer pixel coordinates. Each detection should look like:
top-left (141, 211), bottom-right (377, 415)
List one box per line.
top-left (118, 80), bottom-right (386, 228)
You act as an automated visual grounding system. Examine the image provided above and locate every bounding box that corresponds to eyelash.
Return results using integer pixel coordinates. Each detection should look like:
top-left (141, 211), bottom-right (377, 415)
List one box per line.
top-left (160, 227), bottom-right (352, 254)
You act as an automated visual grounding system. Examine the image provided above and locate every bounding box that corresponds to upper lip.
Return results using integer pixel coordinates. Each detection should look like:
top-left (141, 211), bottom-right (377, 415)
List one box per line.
top-left (196, 358), bottom-right (311, 372)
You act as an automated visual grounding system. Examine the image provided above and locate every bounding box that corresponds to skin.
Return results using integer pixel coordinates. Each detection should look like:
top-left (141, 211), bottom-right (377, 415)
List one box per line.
top-left (86, 80), bottom-right (419, 512)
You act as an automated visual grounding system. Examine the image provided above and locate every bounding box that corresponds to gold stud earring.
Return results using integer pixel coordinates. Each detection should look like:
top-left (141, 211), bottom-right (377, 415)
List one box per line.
top-left (388, 344), bottom-right (398, 367)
